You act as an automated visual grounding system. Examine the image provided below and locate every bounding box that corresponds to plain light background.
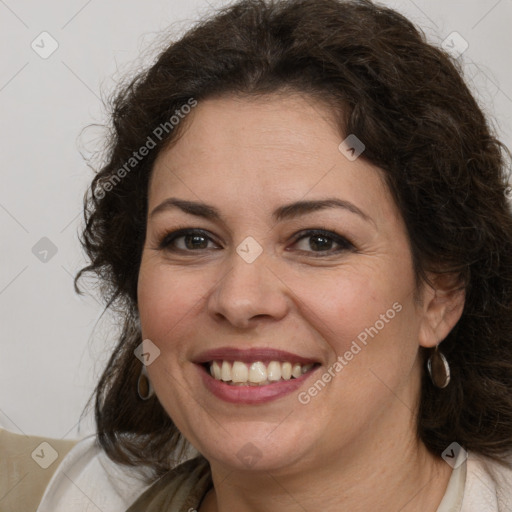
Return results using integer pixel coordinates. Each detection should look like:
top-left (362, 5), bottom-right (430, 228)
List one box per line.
top-left (1, 0), bottom-right (511, 440)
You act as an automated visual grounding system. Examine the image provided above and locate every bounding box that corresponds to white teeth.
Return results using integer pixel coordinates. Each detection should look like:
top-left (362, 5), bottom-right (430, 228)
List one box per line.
top-left (302, 363), bottom-right (314, 374)
top-left (267, 361), bottom-right (282, 381)
top-left (281, 362), bottom-right (292, 380)
top-left (211, 361), bottom-right (221, 379)
top-left (207, 360), bottom-right (316, 385)
top-left (232, 361), bottom-right (248, 383)
top-left (292, 363), bottom-right (302, 379)
top-left (221, 361), bottom-right (231, 382)
top-left (249, 362), bottom-right (267, 383)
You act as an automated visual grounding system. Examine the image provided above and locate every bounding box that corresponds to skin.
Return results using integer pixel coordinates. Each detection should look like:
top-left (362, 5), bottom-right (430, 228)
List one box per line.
top-left (137, 93), bottom-right (465, 512)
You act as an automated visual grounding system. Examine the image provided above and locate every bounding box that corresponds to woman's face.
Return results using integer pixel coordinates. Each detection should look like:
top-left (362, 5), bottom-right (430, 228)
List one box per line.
top-left (137, 93), bottom-right (437, 473)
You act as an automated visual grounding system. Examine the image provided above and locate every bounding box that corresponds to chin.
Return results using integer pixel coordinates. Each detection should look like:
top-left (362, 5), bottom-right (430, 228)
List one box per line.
top-left (189, 420), bottom-right (318, 473)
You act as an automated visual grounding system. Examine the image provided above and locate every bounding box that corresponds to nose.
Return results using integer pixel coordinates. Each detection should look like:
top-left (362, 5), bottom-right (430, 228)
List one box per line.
top-left (207, 249), bottom-right (290, 329)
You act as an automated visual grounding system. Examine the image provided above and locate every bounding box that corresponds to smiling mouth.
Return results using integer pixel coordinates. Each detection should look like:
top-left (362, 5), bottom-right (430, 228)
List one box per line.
top-left (203, 360), bottom-right (320, 386)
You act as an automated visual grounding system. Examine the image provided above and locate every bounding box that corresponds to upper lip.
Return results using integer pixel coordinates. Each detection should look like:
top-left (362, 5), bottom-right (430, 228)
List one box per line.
top-left (193, 347), bottom-right (319, 365)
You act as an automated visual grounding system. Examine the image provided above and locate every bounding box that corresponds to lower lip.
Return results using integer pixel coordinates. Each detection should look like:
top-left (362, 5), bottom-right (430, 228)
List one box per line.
top-left (197, 364), bottom-right (320, 404)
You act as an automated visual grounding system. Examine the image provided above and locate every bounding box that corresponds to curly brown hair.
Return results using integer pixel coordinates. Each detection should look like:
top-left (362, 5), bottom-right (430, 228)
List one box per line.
top-left (75, 0), bottom-right (512, 478)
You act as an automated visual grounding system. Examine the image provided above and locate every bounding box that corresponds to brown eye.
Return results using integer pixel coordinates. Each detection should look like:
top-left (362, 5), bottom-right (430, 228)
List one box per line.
top-left (296, 234), bottom-right (334, 252)
top-left (182, 234), bottom-right (209, 250)
top-left (291, 229), bottom-right (354, 256)
top-left (159, 229), bottom-right (220, 252)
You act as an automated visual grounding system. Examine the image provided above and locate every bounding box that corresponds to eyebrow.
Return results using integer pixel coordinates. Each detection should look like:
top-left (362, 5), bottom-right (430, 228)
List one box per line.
top-left (150, 197), bottom-right (373, 224)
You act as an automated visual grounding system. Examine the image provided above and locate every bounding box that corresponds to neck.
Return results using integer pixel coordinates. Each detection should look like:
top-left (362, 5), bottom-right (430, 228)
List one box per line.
top-left (200, 425), bottom-right (452, 511)
top-left (199, 368), bottom-right (452, 512)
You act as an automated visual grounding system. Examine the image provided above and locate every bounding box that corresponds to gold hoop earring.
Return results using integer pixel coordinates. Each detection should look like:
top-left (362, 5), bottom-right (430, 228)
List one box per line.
top-left (427, 344), bottom-right (451, 389)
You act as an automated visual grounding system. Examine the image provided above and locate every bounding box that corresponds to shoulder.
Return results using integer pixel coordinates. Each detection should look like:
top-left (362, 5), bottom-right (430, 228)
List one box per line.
top-left (0, 427), bottom-right (78, 512)
top-left (0, 427), bottom-right (155, 512)
top-left (35, 433), bottom-right (155, 512)
top-left (462, 451), bottom-right (512, 511)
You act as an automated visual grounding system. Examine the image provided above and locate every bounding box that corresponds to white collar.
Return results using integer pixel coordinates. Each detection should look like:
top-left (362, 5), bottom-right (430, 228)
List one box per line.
top-left (36, 435), bottom-right (153, 512)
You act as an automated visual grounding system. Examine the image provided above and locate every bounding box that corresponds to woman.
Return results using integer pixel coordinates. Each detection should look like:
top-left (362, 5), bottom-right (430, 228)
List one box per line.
top-left (2, 0), bottom-right (511, 510)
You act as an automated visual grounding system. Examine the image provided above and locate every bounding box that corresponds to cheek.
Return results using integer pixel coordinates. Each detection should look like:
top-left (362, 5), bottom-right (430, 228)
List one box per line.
top-left (291, 262), bottom-right (419, 371)
top-left (297, 278), bottom-right (420, 417)
top-left (293, 267), bottom-right (393, 339)
top-left (137, 259), bottom-right (202, 339)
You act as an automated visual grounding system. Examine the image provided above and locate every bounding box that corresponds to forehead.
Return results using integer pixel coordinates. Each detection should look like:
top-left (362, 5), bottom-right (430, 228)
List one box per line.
top-left (149, 94), bottom-right (398, 225)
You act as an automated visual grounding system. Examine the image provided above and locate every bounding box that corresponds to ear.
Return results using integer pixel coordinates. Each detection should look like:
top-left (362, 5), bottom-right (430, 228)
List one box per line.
top-left (418, 273), bottom-right (465, 348)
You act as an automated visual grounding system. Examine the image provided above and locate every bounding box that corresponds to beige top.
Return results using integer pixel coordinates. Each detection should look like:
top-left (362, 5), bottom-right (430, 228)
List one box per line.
top-left (1, 428), bottom-right (511, 511)
top-left (0, 428), bottom-right (76, 512)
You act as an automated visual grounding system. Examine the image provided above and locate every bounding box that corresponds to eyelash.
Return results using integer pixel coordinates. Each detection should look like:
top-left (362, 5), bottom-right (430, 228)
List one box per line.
top-left (156, 226), bottom-right (355, 257)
